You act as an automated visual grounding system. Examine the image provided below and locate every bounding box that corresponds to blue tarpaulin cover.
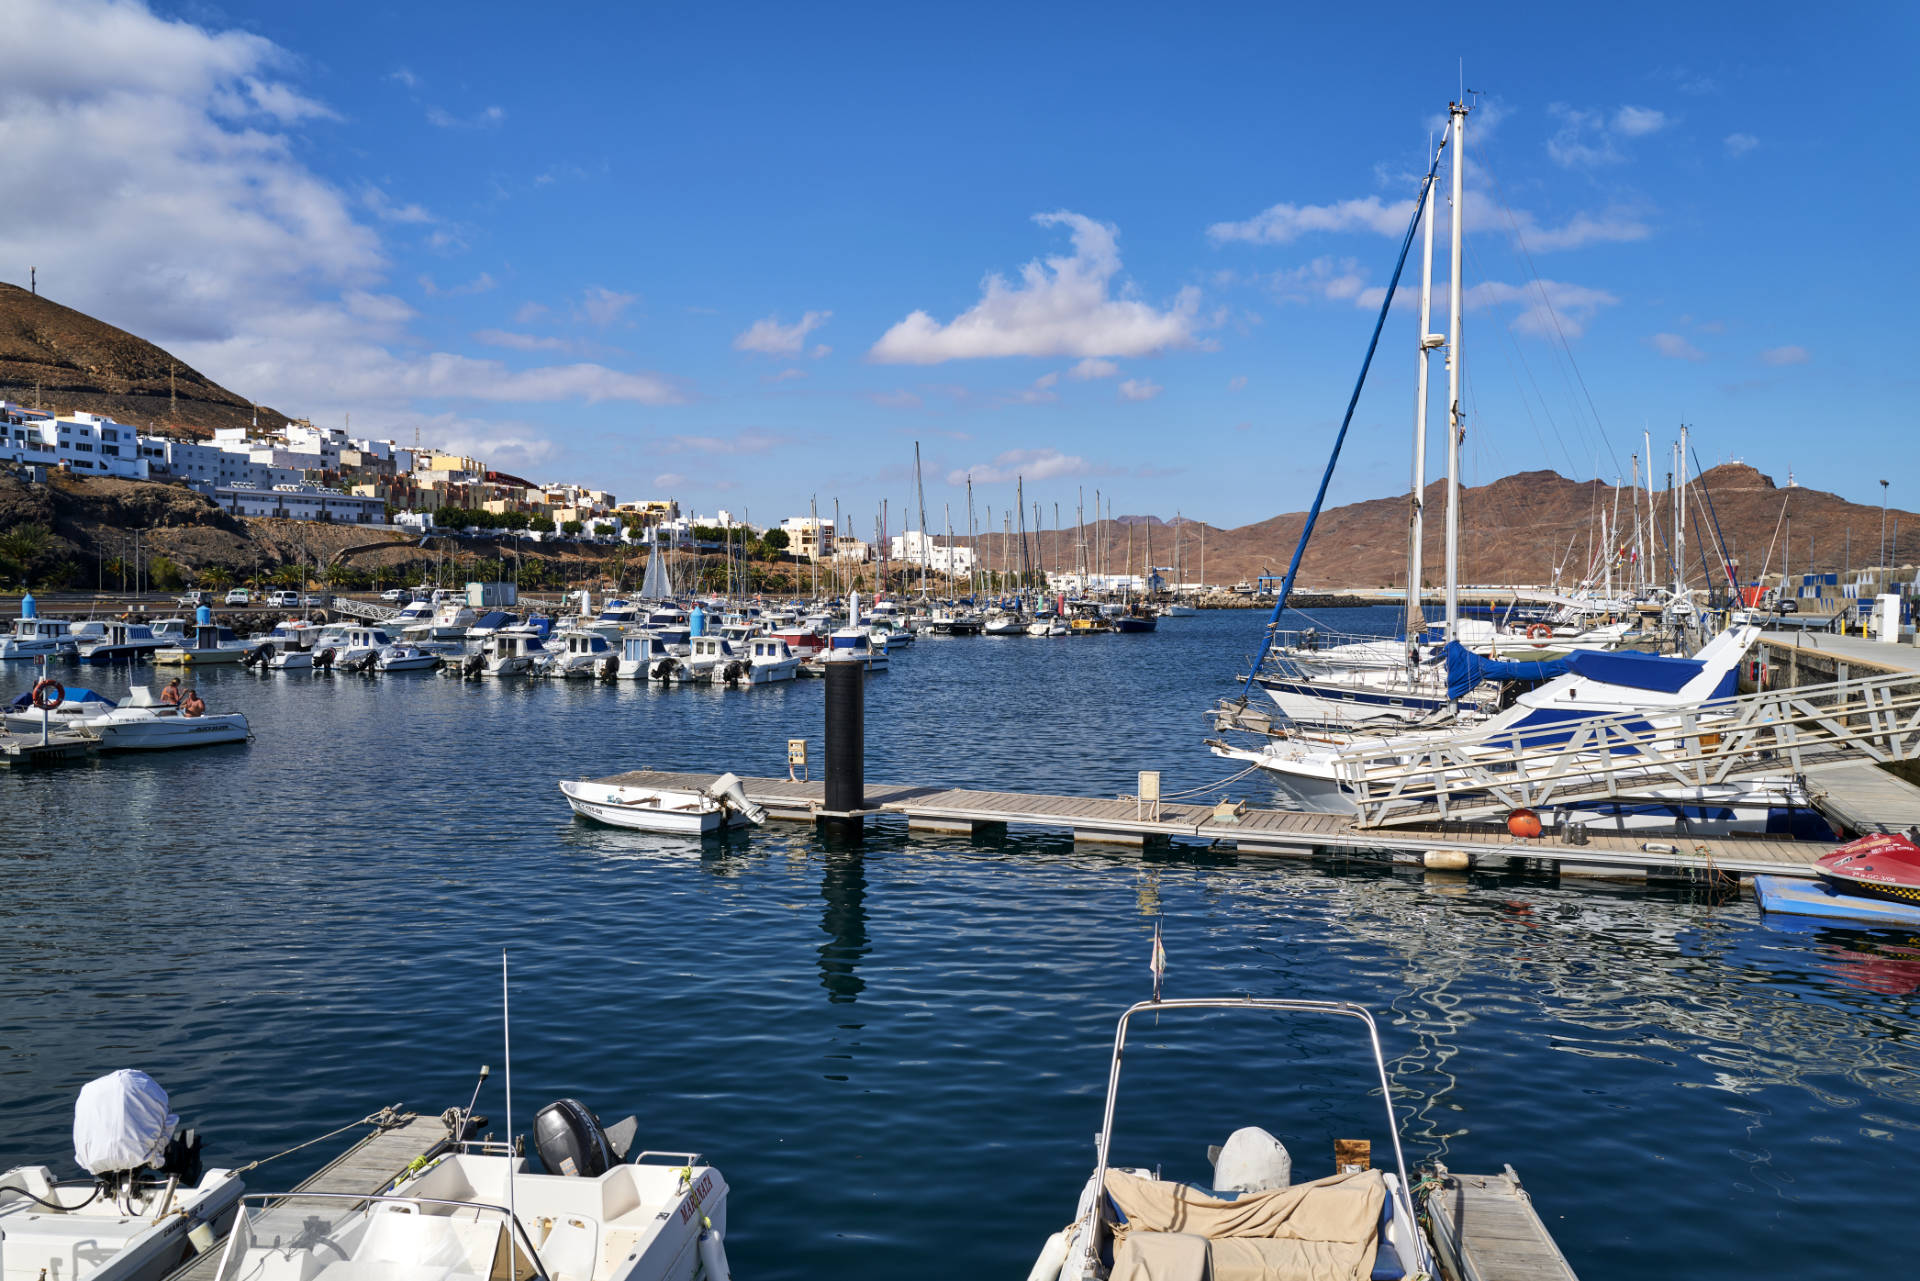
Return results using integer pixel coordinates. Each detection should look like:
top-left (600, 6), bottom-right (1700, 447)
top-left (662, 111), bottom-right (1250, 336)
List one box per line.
top-left (1444, 641), bottom-right (1573, 701)
top-left (1568, 649), bottom-right (1705, 694)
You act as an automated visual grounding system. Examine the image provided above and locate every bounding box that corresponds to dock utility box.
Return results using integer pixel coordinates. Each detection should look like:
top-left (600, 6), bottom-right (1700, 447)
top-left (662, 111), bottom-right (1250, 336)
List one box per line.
top-left (465, 580), bottom-right (518, 609)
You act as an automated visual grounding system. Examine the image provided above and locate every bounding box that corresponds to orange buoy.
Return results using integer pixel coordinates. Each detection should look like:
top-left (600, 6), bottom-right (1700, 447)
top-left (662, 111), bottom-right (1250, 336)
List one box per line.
top-left (1526, 623), bottom-right (1553, 641)
top-left (1506, 808), bottom-right (1543, 839)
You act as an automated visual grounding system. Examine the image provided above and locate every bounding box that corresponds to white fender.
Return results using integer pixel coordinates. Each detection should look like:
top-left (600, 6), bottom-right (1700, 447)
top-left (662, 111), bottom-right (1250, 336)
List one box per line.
top-left (1024, 1230), bottom-right (1069, 1281)
top-left (698, 1225), bottom-right (731, 1280)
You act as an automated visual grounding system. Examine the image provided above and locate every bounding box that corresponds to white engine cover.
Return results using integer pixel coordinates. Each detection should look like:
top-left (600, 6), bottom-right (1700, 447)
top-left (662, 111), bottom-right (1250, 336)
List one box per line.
top-left (73, 1069), bottom-right (177, 1174)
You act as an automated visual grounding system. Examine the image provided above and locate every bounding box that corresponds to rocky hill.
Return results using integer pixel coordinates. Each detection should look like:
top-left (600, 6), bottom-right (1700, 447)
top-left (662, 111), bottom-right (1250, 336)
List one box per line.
top-left (0, 282), bottom-right (289, 438)
top-left (977, 465), bottom-right (1918, 588)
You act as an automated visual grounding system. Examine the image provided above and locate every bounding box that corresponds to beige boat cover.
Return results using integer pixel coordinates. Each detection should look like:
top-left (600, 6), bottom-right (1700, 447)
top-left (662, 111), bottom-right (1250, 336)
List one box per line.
top-left (1105, 1169), bottom-right (1383, 1281)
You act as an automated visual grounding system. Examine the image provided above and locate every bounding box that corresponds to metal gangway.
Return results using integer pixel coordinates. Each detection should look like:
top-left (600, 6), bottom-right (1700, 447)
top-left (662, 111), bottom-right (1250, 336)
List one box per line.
top-left (327, 596), bottom-right (401, 622)
top-left (1335, 669), bottom-right (1920, 828)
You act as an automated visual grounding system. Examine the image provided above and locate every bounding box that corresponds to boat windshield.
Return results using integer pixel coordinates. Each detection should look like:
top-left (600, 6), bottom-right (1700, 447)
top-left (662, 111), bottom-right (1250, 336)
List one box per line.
top-left (214, 1192), bottom-right (541, 1281)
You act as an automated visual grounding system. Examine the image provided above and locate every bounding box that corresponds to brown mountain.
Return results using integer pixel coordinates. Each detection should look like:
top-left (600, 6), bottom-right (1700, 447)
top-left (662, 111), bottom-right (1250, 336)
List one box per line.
top-left (0, 281), bottom-right (289, 438)
top-left (975, 465), bottom-right (1917, 588)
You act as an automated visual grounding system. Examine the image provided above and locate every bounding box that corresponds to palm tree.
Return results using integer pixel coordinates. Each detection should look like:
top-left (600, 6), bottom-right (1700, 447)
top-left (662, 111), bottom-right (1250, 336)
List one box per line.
top-left (198, 566), bottom-right (233, 592)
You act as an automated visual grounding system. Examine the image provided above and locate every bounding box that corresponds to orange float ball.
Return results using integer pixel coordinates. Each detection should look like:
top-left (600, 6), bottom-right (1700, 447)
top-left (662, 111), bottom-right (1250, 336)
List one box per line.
top-left (1507, 808), bottom-right (1543, 839)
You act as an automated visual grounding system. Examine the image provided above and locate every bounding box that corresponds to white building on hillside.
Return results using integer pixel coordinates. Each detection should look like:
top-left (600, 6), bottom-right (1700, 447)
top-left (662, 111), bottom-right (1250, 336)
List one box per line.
top-left (888, 530), bottom-right (976, 576)
top-left (213, 483), bottom-right (384, 524)
top-left (137, 435), bottom-right (303, 489)
top-left (0, 404), bottom-right (151, 479)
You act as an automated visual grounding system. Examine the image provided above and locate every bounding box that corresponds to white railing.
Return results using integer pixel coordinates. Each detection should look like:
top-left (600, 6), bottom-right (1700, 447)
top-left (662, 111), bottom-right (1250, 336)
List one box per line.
top-left (330, 597), bottom-right (401, 621)
top-left (1335, 670), bottom-right (1920, 827)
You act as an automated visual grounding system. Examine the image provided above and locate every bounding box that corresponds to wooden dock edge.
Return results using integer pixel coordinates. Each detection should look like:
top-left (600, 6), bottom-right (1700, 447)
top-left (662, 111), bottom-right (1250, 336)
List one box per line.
top-left (1426, 1166), bottom-right (1580, 1281)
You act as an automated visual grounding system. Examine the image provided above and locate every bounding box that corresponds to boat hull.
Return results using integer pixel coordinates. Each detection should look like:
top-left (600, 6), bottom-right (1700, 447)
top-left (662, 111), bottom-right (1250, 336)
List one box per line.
top-left (560, 780), bottom-right (747, 833)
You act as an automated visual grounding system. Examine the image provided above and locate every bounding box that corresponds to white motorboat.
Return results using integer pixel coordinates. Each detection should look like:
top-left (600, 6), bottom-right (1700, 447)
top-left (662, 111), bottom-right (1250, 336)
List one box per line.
top-left (217, 1096), bottom-right (731, 1281)
top-left (77, 621), bottom-right (166, 667)
top-left (642, 609), bottom-right (693, 655)
top-left (1163, 602), bottom-right (1198, 617)
top-left (482, 629), bottom-right (545, 676)
top-left (560, 772), bottom-right (767, 834)
top-left (1026, 619), bottom-right (1069, 637)
top-left (374, 644), bottom-right (442, 672)
top-left (0, 614), bottom-right (79, 659)
top-left (391, 597), bottom-right (436, 636)
top-left (1031, 993), bottom-right (1481, 1281)
top-left (804, 628), bottom-right (887, 674)
top-left (2, 1070), bottom-right (244, 1281)
top-left (553, 628), bottom-right (619, 679)
top-left (733, 636), bottom-right (801, 685)
top-left (154, 624), bottom-right (250, 667)
top-left (673, 635), bottom-right (742, 683)
top-left (310, 624), bottom-right (401, 671)
top-left (983, 612), bottom-right (1026, 636)
top-left (617, 634), bottom-right (679, 681)
top-left (4, 685), bottom-right (249, 751)
top-left (405, 600), bottom-right (476, 641)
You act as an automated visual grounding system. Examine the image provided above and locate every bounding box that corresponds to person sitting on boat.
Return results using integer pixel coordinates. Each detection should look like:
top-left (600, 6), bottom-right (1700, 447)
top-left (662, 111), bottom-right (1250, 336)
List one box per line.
top-left (180, 689), bottom-right (206, 718)
top-left (160, 677), bottom-right (182, 706)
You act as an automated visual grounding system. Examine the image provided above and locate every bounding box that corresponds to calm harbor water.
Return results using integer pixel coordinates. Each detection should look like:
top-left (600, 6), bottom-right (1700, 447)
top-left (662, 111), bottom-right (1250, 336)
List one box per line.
top-left (5, 607), bottom-right (1918, 1279)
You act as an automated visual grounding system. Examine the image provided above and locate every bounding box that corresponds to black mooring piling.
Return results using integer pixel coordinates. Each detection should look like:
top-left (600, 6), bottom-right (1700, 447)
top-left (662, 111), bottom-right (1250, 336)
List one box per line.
top-left (822, 659), bottom-right (865, 820)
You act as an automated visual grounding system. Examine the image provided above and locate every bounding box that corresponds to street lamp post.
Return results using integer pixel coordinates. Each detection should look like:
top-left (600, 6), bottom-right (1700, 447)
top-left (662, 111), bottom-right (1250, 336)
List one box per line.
top-left (1881, 479), bottom-right (1891, 574)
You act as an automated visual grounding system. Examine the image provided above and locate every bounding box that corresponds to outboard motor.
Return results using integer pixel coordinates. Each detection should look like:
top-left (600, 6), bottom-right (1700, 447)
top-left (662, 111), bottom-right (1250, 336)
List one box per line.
top-left (703, 772), bottom-right (767, 826)
top-left (532, 1099), bottom-right (638, 1178)
top-left (313, 647), bottom-right (336, 670)
top-left (600, 653), bottom-right (619, 682)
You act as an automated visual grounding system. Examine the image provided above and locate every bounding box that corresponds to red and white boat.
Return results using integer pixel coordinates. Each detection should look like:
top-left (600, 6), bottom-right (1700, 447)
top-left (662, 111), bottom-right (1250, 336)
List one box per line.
top-left (1815, 832), bottom-right (1920, 904)
top-left (770, 625), bottom-right (825, 658)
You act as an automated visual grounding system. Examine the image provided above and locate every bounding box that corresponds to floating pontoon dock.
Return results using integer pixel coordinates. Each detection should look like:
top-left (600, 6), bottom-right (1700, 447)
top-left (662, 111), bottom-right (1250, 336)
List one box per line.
top-left (584, 770), bottom-right (1828, 880)
top-left (1427, 1167), bottom-right (1580, 1281)
top-left (166, 1108), bottom-right (462, 1281)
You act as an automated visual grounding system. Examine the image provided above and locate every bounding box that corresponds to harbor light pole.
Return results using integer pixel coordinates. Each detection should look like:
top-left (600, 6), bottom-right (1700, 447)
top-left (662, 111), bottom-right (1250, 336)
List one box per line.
top-left (1880, 479), bottom-right (1890, 572)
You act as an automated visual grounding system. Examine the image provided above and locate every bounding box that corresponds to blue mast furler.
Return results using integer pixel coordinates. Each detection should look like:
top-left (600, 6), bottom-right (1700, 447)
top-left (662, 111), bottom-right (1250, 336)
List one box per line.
top-left (1238, 145), bottom-right (1446, 701)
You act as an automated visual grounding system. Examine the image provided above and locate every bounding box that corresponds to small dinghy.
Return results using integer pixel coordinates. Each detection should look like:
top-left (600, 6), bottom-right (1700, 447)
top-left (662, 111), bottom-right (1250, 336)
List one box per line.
top-left (0, 1070), bottom-right (244, 1281)
top-left (560, 772), bottom-right (768, 835)
top-left (216, 1096), bottom-right (731, 1281)
top-left (1815, 831), bottom-right (1920, 904)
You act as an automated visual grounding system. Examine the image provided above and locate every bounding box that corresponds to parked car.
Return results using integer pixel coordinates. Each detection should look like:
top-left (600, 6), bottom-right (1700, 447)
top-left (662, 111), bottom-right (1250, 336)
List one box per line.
top-left (224, 588), bottom-right (253, 606)
top-left (178, 589), bottom-right (210, 606)
top-left (267, 590), bottom-right (301, 608)
top-left (380, 588), bottom-right (408, 603)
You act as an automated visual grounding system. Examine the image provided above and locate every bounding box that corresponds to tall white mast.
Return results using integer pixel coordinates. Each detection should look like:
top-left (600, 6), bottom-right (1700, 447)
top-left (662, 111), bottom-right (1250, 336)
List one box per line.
top-left (1407, 136), bottom-right (1443, 640)
top-left (1643, 428), bottom-right (1657, 591)
top-left (1443, 99), bottom-right (1469, 640)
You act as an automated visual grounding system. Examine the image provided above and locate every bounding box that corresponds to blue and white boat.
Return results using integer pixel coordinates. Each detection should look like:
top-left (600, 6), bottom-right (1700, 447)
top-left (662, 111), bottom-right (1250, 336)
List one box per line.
top-left (77, 620), bottom-right (166, 666)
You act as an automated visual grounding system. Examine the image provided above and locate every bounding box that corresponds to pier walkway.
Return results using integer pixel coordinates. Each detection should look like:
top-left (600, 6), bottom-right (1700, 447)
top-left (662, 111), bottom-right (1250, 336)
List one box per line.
top-left (1807, 762), bottom-right (1920, 835)
top-left (166, 1109), bottom-right (459, 1281)
top-left (1427, 1167), bottom-right (1580, 1281)
top-left (588, 770), bottom-right (1827, 879)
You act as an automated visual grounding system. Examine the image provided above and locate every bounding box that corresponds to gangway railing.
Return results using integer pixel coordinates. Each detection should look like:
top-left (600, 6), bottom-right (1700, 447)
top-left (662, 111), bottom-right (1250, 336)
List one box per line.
top-left (1334, 669), bottom-right (1920, 827)
top-left (328, 596), bottom-right (401, 622)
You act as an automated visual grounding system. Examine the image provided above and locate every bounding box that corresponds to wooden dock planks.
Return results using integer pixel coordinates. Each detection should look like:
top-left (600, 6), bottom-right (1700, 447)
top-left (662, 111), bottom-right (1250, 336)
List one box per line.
top-left (586, 770), bottom-right (1828, 879)
top-left (1807, 762), bottom-right (1920, 835)
top-left (1426, 1169), bottom-right (1580, 1281)
top-left (167, 1111), bottom-right (457, 1281)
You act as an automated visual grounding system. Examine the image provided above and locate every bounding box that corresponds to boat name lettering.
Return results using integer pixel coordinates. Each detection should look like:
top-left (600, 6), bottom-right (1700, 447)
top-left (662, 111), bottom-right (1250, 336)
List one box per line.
top-left (678, 1172), bottom-right (714, 1222)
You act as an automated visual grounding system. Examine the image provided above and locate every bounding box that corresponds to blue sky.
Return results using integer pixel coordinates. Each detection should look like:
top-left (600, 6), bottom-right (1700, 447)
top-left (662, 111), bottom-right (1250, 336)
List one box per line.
top-left (6, 1), bottom-right (1912, 529)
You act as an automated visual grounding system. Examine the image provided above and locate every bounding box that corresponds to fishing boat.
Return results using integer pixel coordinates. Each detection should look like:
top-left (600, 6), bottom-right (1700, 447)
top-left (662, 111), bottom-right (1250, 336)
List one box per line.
top-left (1030, 994), bottom-right (1440, 1281)
top-left (482, 629), bottom-right (546, 677)
top-left (560, 772), bottom-right (767, 834)
top-left (803, 628), bottom-right (888, 674)
top-left (617, 634), bottom-right (679, 681)
top-left (153, 624), bottom-right (250, 666)
top-left (673, 635), bottom-right (744, 683)
top-left (3, 685), bottom-right (249, 751)
top-left (1815, 832), bottom-right (1920, 904)
top-left (0, 608), bottom-right (79, 659)
top-left (732, 636), bottom-right (801, 685)
top-left (2, 1070), bottom-right (244, 1281)
top-left (216, 1096), bottom-right (731, 1281)
top-left (552, 628), bottom-right (619, 679)
top-left (77, 620), bottom-right (166, 666)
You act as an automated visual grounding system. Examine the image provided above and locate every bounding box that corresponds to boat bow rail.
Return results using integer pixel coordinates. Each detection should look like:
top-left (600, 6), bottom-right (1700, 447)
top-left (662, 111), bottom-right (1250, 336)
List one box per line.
top-left (1336, 669), bottom-right (1920, 828)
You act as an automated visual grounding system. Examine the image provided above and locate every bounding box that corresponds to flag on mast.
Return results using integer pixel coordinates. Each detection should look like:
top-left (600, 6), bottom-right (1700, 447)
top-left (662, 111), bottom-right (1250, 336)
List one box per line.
top-left (1149, 919), bottom-right (1166, 1002)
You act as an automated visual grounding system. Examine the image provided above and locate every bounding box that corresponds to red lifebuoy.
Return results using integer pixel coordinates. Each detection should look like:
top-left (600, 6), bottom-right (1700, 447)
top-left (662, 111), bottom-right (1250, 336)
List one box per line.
top-left (1526, 623), bottom-right (1553, 641)
top-left (31, 678), bottom-right (65, 710)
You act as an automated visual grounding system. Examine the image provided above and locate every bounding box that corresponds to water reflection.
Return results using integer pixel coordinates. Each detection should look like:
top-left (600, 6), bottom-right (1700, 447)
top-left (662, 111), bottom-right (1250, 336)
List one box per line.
top-left (817, 846), bottom-right (869, 1005)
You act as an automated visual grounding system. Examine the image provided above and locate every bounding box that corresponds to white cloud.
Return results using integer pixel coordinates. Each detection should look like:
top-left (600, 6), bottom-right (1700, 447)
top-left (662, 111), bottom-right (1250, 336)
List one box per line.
top-left (869, 389), bottom-right (923, 408)
top-left (514, 302), bottom-right (550, 324)
top-left (1548, 103), bottom-right (1670, 167)
top-left (1725, 133), bottom-right (1760, 158)
top-left (1259, 256), bottom-right (1374, 306)
top-left (362, 187), bottom-right (434, 224)
top-left (427, 104), bottom-right (505, 128)
top-left (419, 272), bottom-right (496, 297)
top-left (1207, 196), bottom-right (1413, 245)
top-left (664, 432), bottom-right (786, 456)
top-left (946, 447), bottom-right (1090, 486)
top-left (1514, 206), bottom-right (1651, 251)
top-left (1464, 280), bottom-right (1619, 338)
top-left (869, 212), bottom-right (1201, 363)
top-left (767, 367), bottom-right (806, 383)
top-left (475, 328), bottom-right (568, 352)
top-left (734, 310), bottom-right (832, 356)
top-left (1008, 371), bottom-right (1060, 405)
top-left (1070, 357), bottom-right (1118, 380)
top-left (654, 472), bottom-right (686, 489)
top-left (1613, 105), bottom-right (1669, 137)
top-left (575, 286), bottom-right (637, 326)
top-left (243, 77), bottom-right (338, 123)
top-left (1762, 345), bottom-right (1809, 366)
top-left (1228, 375), bottom-right (1248, 391)
top-left (387, 67), bottom-right (418, 88)
top-left (1117, 378), bottom-right (1163, 402)
top-left (1647, 332), bottom-right (1706, 361)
